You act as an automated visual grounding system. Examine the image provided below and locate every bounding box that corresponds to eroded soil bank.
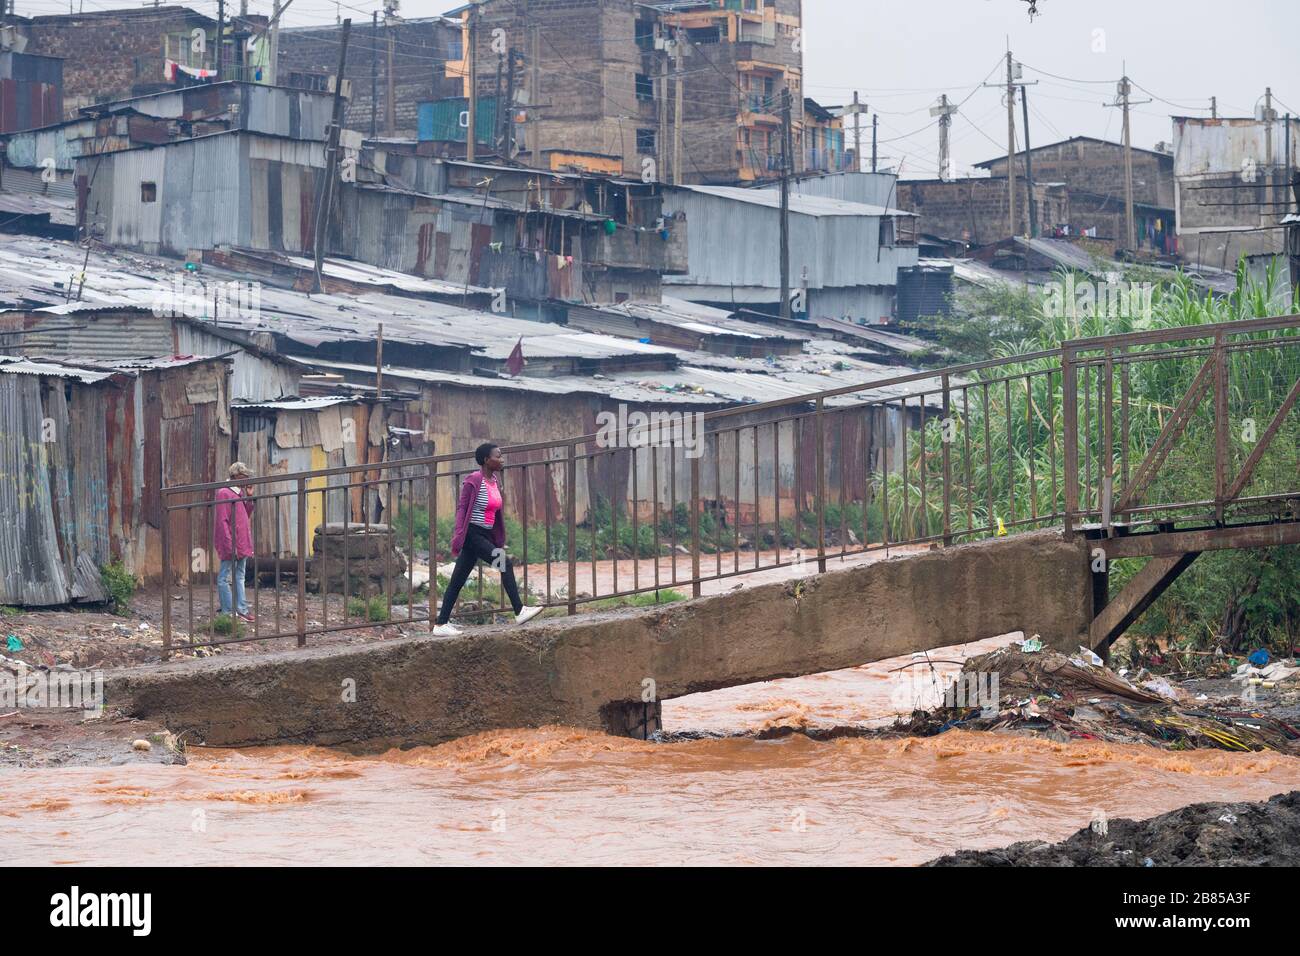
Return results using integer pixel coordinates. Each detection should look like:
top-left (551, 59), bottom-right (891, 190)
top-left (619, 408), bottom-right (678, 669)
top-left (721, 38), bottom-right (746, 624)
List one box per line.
top-left (926, 790), bottom-right (1300, 866)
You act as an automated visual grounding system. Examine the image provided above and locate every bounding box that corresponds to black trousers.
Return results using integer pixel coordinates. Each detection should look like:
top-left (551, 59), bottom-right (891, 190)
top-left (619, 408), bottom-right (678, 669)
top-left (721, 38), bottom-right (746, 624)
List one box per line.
top-left (436, 524), bottom-right (523, 624)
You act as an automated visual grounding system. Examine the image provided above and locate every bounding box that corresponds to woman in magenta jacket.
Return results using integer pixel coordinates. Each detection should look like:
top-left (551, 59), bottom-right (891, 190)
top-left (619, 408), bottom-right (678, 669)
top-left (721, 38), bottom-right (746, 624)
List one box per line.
top-left (433, 443), bottom-right (541, 636)
top-left (213, 461), bottom-right (256, 622)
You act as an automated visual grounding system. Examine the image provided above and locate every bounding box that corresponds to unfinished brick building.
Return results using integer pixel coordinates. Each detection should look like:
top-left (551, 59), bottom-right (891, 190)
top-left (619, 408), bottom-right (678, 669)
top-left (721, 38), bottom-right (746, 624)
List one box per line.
top-left (6, 5), bottom-right (216, 116)
top-left (449, 0), bottom-right (805, 184)
top-left (896, 177), bottom-right (1070, 250)
top-left (275, 16), bottom-right (463, 139)
top-left (976, 135), bottom-right (1177, 255)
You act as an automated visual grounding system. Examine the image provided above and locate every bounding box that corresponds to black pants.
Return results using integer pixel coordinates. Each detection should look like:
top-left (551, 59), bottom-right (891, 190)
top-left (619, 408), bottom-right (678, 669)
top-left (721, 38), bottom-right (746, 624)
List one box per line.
top-left (436, 524), bottom-right (523, 624)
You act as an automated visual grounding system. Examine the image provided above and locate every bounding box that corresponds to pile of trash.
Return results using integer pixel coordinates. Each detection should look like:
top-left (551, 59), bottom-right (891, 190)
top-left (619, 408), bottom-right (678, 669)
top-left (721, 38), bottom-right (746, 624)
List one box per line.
top-left (896, 637), bottom-right (1300, 754)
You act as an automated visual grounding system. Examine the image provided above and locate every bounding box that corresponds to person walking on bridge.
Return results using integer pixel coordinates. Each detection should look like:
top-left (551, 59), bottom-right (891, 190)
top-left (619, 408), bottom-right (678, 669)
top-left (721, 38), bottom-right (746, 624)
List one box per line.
top-left (433, 443), bottom-right (542, 637)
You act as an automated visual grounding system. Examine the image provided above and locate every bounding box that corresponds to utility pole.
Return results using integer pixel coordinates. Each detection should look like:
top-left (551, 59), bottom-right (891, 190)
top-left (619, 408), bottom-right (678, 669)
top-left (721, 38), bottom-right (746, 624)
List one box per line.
top-left (370, 10), bottom-right (378, 139)
top-left (503, 48), bottom-right (517, 161)
top-left (466, 1), bottom-right (478, 161)
top-left (847, 91), bottom-right (867, 172)
top-left (672, 28), bottom-right (684, 185)
top-left (1107, 70), bottom-right (1151, 251)
top-left (779, 87), bottom-right (792, 320)
top-left (493, 49), bottom-right (504, 155)
top-left (216, 0), bottom-right (224, 81)
top-left (1263, 88), bottom-right (1276, 209)
top-left (1021, 83), bottom-right (1037, 237)
top-left (982, 52), bottom-right (1034, 239)
top-left (312, 18), bottom-right (351, 293)
top-left (871, 112), bottom-right (877, 172)
top-left (1210, 95), bottom-right (1217, 119)
top-left (385, 5), bottom-right (396, 138)
top-left (931, 93), bottom-right (958, 181)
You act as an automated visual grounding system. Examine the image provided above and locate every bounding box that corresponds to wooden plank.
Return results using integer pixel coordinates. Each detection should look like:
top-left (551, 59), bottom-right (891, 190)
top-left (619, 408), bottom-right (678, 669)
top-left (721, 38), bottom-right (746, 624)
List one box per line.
top-left (1090, 551), bottom-right (1200, 651)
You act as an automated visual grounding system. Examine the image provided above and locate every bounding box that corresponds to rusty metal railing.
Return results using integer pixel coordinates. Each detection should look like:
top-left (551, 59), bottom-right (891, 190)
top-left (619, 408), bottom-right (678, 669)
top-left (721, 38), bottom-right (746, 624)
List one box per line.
top-left (160, 314), bottom-right (1300, 656)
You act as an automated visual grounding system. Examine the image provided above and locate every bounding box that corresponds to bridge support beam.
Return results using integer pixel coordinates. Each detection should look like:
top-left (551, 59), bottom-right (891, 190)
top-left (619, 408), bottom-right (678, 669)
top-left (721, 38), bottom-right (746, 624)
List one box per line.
top-left (1089, 552), bottom-right (1200, 652)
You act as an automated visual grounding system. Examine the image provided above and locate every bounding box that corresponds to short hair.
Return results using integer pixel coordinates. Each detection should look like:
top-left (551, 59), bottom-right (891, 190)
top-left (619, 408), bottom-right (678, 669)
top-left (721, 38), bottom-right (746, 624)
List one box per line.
top-left (475, 443), bottom-right (499, 467)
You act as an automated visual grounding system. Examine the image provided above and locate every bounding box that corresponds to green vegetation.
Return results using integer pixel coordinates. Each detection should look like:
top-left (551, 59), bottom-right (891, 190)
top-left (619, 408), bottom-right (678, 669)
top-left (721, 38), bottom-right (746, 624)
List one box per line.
top-left (910, 260), bottom-right (1300, 653)
top-left (99, 561), bottom-right (138, 616)
top-left (209, 613), bottom-right (244, 638)
top-left (581, 589), bottom-right (687, 612)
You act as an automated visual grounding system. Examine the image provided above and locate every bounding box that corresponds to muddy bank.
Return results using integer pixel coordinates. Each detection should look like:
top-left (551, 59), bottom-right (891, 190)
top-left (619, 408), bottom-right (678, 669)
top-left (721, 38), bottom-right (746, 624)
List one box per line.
top-left (0, 709), bottom-right (185, 768)
top-left (926, 790), bottom-right (1300, 866)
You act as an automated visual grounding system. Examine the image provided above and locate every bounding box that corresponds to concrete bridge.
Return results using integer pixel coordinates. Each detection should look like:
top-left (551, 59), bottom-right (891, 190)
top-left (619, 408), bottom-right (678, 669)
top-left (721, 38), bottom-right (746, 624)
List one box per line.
top-left (113, 315), bottom-right (1300, 748)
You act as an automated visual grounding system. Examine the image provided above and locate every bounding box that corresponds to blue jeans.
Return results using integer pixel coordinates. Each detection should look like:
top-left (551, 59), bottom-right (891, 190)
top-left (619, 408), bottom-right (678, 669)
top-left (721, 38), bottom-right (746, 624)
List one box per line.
top-left (218, 558), bottom-right (248, 616)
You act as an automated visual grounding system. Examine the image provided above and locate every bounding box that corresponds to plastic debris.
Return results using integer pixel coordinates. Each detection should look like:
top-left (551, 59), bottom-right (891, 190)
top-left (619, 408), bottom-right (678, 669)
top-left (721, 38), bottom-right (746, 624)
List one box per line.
top-left (1021, 636), bottom-right (1043, 653)
top-left (131, 739), bottom-right (152, 752)
top-left (1218, 813), bottom-right (1237, 824)
top-left (5, 635), bottom-right (21, 652)
top-left (1248, 648), bottom-right (1271, 668)
top-left (1078, 646), bottom-right (1104, 667)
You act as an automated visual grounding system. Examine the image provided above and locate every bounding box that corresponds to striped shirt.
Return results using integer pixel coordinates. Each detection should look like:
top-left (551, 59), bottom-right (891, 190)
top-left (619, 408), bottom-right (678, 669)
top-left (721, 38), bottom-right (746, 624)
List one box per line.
top-left (470, 476), bottom-right (501, 529)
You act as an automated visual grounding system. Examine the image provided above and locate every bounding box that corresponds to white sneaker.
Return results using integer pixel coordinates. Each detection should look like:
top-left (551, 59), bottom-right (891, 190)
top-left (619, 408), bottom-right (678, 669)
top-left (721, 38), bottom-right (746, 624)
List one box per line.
top-left (432, 622), bottom-right (463, 637)
top-left (514, 606), bottom-right (543, 626)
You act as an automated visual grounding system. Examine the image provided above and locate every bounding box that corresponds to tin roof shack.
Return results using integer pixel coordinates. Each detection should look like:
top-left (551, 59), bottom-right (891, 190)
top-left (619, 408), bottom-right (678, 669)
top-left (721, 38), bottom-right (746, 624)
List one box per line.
top-left (565, 297), bottom-right (809, 357)
top-left (79, 130), bottom-right (330, 257)
top-left (662, 183), bottom-right (919, 324)
top-left (229, 395), bottom-right (399, 561)
top-left (0, 353), bottom-right (230, 605)
top-left (0, 81), bottom-right (334, 218)
top-left (1173, 114), bottom-right (1300, 269)
top-left (336, 157), bottom-right (689, 305)
top-left (0, 49), bottom-right (63, 134)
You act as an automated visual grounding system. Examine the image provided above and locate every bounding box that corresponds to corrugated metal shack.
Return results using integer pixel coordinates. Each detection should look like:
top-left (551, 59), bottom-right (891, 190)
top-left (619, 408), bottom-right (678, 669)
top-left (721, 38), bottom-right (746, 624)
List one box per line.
top-left (229, 395), bottom-right (400, 563)
top-left (566, 297), bottom-right (809, 358)
top-left (0, 50), bottom-right (62, 134)
top-left (662, 183), bottom-right (919, 324)
top-left (0, 353), bottom-right (230, 605)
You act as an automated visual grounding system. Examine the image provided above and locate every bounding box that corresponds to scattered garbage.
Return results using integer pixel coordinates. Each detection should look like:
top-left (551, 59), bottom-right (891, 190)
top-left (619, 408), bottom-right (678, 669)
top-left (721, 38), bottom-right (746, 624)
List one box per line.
top-left (1019, 636), bottom-right (1043, 653)
top-left (892, 644), bottom-right (1300, 754)
top-left (5, 635), bottom-right (21, 652)
top-left (1077, 646), bottom-right (1105, 667)
top-left (131, 739), bottom-right (151, 752)
top-left (1248, 648), bottom-right (1271, 668)
top-left (1218, 812), bottom-right (1237, 824)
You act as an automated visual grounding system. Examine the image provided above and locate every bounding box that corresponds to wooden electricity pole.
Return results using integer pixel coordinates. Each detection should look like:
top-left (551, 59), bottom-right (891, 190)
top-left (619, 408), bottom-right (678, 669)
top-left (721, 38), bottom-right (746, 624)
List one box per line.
top-left (466, 2), bottom-right (479, 162)
top-left (985, 50), bottom-right (1035, 237)
top-left (1108, 71), bottom-right (1151, 251)
top-left (672, 28), bottom-right (684, 184)
top-left (779, 87), bottom-right (792, 319)
top-left (312, 18), bottom-right (351, 293)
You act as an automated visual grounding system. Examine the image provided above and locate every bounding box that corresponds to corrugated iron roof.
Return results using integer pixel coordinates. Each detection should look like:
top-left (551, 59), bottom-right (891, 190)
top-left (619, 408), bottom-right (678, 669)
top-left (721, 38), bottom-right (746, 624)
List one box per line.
top-left (0, 355), bottom-right (117, 382)
top-left (676, 184), bottom-right (916, 218)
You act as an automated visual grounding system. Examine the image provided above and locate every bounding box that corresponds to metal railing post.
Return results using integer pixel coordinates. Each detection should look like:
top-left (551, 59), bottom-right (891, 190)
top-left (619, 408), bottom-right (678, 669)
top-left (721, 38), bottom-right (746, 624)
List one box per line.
top-left (566, 441), bottom-right (577, 615)
top-left (161, 488), bottom-right (172, 660)
top-left (296, 476), bottom-right (307, 647)
top-left (1213, 332), bottom-right (1228, 524)
top-left (428, 455), bottom-right (437, 631)
top-left (815, 396), bottom-right (827, 573)
top-left (1062, 346), bottom-right (1079, 538)
top-left (941, 374), bottom-right (952, 546)
top-left (690, 453), bottom-right (701, 598)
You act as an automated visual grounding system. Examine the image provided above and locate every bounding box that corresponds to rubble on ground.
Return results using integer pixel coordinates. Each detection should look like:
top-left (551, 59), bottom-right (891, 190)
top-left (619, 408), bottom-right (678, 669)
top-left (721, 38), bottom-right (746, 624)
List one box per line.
top-left (896, 640), bottom-right (1300, 754)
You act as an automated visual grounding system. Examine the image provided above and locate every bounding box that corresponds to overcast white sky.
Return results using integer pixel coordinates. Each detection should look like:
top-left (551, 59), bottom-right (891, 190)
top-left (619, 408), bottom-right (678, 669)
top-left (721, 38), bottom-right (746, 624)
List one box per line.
top-left (33, 0), bottom-right (1292, 176)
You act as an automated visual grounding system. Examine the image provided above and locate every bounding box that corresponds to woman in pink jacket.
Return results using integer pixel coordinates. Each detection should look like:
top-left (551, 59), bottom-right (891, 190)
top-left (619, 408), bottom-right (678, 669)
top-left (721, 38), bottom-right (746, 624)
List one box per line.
top-left (433, 443), bottom-right (541, 636)
top-left (214, 461), bottom-right (256, 622)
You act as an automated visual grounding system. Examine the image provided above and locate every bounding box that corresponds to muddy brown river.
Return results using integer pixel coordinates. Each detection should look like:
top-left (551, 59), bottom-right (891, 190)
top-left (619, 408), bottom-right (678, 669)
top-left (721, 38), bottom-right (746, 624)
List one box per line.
top-left (5, 636), bottom-right (1300, 865)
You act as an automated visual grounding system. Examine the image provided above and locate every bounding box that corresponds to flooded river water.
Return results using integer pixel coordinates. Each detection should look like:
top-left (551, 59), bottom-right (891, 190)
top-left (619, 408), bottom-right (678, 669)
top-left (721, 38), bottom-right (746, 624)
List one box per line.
top-left (6, 636), bottom-right (1300, 866)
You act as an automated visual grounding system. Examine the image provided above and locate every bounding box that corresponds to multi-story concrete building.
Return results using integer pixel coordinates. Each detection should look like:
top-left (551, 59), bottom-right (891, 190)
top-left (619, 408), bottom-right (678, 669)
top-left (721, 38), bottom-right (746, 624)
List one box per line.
top-left (443, 0), bottom-right (804, 185)
top-left (1172, 114), bottom-right (1300, 269)
top-left (896, 177), bottom-right (1070, 250)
